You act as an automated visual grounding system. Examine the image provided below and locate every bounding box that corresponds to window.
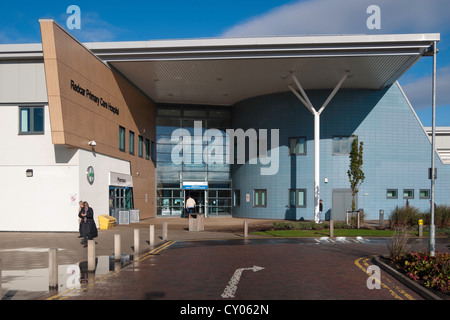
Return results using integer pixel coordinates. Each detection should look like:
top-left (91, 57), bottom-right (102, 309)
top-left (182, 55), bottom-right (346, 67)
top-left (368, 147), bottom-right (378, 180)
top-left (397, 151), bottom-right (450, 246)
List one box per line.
top-left (289, 137), bottom-right (306, 155)
top-left (151, 141), bottom-right (156, 162)
top-left (419, 189), bottom-right (430, 199)
top-left (387, 189), bottom-right (398, 199)
top-left (403, 189), bottom-right (414, 199)
top-left (289, 189), bottom-right (306, 207)
top-left (129, 131), bottom-right (135, 155)
top-left (138, 136), bottom-right (143, 158)
top-left (119, 126), bottom-right (126, 152)
top-left (254, 189), bottom-right (267, 207)
top-left (234, 190), bottom-right (241, 206)
top-left (332, 136), bottom-right (355, 155)
top-left (19, 106), bottom-right (44, 134)
top-left (145, 138), bottom-right (150, 160)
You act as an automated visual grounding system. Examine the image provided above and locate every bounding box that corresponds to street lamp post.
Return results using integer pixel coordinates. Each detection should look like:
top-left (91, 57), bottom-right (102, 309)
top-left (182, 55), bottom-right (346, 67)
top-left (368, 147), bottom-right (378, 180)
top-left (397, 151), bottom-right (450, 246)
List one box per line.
top-left (430, 41), bottom-right (437, 257)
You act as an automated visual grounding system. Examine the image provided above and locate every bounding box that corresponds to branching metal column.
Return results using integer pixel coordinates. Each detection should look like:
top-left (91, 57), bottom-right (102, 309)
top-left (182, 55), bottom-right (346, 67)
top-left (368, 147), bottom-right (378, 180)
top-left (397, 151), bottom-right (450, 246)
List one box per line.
top-left (288, 71), bottom-right (348, 223)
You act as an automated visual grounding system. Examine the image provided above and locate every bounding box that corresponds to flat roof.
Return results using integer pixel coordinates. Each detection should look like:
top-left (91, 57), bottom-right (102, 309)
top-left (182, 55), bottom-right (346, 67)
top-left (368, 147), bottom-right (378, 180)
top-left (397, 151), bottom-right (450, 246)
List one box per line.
top-left (0, 33), bottom-right (440, 106)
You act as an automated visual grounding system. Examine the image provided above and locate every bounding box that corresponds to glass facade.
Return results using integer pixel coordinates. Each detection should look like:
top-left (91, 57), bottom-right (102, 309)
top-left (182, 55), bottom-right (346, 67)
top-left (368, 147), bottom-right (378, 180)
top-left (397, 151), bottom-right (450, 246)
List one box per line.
top-left (156, 104), bottom-right (232, 216)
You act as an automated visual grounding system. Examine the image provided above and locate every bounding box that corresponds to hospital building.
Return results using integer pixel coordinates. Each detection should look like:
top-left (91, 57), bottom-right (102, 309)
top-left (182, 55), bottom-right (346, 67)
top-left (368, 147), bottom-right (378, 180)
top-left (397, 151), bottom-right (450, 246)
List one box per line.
top-left (0, 20), bottom-right (448, 231)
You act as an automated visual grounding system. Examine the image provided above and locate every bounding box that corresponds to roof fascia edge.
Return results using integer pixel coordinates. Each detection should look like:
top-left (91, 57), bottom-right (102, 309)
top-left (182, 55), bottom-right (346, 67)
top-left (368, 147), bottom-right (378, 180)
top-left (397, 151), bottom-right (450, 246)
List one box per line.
top-left (85, 33), bottom-right (441, 50)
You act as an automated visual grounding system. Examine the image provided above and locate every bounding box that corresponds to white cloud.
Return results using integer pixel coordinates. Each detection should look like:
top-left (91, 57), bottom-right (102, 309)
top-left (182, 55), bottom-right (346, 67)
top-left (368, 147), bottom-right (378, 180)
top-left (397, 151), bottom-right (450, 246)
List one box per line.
top-left (222, 0), bottom-right (450, 113)
top-left (222, 0), bottom-right (450, 37)
top-left (401, 65), bottom-right (450, 110)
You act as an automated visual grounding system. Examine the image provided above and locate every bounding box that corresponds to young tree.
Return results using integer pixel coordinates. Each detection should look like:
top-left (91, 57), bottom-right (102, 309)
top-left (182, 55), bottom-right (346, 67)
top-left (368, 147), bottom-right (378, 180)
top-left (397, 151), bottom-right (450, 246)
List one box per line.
top-left (347, 135), bottom-right (365, 211)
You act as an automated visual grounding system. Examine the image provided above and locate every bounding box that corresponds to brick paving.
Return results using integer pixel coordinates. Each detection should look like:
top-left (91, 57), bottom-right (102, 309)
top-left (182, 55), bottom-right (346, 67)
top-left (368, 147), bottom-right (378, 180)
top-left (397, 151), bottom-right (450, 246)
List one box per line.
top-left (0, 217), bottom-right (447, 301)
top-left (0, 217), bottom-right (275, 300)
top-left (40, 239), bottom-right (435, 301)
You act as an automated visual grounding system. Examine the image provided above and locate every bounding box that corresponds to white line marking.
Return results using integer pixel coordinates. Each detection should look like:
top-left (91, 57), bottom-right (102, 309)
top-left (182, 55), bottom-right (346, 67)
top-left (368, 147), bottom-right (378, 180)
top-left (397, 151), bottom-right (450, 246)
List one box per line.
top-left (221, 266), bottom-right (264, 298)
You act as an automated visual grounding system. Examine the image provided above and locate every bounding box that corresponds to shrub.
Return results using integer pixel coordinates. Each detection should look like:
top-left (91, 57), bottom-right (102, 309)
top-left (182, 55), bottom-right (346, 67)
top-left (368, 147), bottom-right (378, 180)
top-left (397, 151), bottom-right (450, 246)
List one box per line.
top-left (389, 205), bottom-right (421, 228)
top-left (347, 210), bottom-right (365, 228)
top-left (391, 251), bottom-right (450, 293)
top-left (387, 228), bottom-right (411, 259)
top-left (422, 205), bottom-right (450, 229)
top-left (273, 221), bottom-right (351, 230)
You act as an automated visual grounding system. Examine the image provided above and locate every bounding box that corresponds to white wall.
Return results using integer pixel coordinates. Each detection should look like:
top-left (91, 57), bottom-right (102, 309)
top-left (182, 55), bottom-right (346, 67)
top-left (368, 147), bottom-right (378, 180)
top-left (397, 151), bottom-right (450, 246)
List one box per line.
top-left (0, 165), bottom-right (80, 231)
top-left (78, 149), bottom-right (131, 225)
top-left (0, 105), bottom-right (81, 231)
top-left (0, 60), bottom-right (132, 231)
top-left (0, 104), bottom-right (132, 231)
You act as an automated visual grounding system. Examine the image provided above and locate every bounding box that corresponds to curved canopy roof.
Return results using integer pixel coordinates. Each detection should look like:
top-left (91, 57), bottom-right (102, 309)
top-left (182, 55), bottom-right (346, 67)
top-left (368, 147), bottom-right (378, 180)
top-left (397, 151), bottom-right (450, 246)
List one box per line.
top-left (86, 34), bottom-right (439, 106)
top-left (0, 33), bottom-right (439, 106)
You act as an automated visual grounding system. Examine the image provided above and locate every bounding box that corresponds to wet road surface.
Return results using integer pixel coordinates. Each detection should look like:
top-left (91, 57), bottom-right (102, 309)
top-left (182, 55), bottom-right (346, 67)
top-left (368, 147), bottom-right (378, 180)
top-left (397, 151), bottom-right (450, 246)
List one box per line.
top-left (41, 237), bottom-right (448, 301)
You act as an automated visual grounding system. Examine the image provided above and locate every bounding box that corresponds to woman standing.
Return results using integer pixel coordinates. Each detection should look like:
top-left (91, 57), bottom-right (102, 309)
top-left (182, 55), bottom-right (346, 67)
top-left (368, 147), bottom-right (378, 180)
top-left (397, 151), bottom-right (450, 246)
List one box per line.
top-left (78, 200), bottom-right (84, 238)
top-left (79, 201), bottom-right (98, 247)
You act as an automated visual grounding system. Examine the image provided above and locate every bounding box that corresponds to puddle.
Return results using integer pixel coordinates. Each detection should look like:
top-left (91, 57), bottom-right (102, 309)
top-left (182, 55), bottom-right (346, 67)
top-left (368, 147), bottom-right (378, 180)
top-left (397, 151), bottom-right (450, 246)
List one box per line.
top-left (1, 254), bottom-right (133, 300)
top-left (0, 247), bottom-right (66, 253)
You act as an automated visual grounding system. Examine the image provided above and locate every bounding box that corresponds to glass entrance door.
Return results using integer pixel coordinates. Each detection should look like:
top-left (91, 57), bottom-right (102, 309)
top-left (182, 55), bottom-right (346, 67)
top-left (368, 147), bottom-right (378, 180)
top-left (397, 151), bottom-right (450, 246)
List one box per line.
top-left (184, 190), bottom-right (207, 216)
top-left (109, 186), bottom-right (134, 215)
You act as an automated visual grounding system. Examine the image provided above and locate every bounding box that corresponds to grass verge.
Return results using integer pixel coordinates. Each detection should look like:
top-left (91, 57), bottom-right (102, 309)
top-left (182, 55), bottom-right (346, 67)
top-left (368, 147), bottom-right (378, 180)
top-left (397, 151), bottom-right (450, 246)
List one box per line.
top-left (251, 228), bottom-right (398, 237)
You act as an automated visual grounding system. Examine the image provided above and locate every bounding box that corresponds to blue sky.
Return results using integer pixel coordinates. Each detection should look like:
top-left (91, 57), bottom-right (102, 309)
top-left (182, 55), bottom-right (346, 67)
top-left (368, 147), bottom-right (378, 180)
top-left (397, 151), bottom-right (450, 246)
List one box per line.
top-left (1, 0), bottom-right (449, 126)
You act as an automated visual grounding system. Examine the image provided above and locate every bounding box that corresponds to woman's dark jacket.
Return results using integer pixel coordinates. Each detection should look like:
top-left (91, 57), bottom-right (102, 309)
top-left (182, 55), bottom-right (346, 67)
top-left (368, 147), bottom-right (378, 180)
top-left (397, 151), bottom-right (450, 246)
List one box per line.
top-left (79, 207), bottom-right (98, 238)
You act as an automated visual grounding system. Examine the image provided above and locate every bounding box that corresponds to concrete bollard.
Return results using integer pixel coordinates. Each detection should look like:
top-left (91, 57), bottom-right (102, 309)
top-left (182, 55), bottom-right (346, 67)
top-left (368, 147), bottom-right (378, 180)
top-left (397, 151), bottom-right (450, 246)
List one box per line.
top-left (88, 240), bottom-right (96, 272)
top-left (418, 219), bottom-right (423, 237)
top-left (134, 229), bottom-right (140, 254)
top-left (149, 225), bottom-right (155, 247)
top-left (244, 220), bottom-right (248, 238)
top-left (114, 234), bottom-right (121, 261)
top-left (357, 211), bottom-right (360, 229)
top-left (162, 222), bottom-right (168, 241)
top-left (379, 210), bottom-right (384, 229)
top-left (49, 248), bottom-right (58, 288)
top-left (330, 220), bottom-right (334, 238)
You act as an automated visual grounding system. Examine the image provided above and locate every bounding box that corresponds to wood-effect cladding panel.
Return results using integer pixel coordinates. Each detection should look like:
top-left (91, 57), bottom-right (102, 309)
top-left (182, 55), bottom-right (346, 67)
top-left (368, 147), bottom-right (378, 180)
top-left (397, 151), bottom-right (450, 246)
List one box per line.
top-left (40, 20), bottom-right (156, 218)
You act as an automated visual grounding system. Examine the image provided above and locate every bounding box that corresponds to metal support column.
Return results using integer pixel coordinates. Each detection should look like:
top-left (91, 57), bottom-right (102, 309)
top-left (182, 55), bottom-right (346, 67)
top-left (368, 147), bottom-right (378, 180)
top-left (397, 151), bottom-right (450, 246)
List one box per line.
top-left (288, 71), bottom-right (348, 222)
top-left (430, 41), bottom-right (437, 257)
top-left (313, 112), bottom-right (320, 222)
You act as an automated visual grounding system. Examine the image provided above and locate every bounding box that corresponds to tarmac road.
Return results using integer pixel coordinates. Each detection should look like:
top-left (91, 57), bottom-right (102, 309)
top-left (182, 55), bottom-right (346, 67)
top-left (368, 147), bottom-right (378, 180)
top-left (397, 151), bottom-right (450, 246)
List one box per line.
top-left (0, 217), bottom-right (448, 304)
top-left (41, 237), bottom-right (448, 301)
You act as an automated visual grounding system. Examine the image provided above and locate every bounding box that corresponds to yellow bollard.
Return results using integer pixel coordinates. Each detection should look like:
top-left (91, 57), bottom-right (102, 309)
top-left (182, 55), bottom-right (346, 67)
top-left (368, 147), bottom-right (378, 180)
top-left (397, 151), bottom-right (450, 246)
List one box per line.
top-left (418, 219), bottom-right (423, 237)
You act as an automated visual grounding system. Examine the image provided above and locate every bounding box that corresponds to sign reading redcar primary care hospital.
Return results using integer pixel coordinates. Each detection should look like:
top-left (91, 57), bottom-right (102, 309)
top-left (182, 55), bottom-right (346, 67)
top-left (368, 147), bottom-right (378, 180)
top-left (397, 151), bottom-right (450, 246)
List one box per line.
top-left (70, 80), bottom-right (120, 115)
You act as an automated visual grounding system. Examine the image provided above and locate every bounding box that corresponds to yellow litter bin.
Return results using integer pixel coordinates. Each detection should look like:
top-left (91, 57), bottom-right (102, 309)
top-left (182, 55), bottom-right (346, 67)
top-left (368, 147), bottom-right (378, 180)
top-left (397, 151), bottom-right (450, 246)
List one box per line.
top-left (98, 215), bottom-right (116, 230)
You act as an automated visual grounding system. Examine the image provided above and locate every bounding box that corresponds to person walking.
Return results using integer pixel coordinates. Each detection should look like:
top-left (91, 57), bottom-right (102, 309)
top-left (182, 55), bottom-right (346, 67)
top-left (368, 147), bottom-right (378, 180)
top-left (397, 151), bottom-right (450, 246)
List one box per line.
top-left (79, 201), bottom-right (98, 247)
top-left (319, 199), bottom-right (323, 223)
top-left (78, 201), bottom-right (84, 238)
top-left (185, 196), bottom-right (196, 215)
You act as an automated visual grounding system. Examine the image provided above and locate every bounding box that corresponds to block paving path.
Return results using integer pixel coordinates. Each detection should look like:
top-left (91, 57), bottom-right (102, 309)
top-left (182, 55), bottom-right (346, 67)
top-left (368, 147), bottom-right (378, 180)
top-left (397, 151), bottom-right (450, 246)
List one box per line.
top-left (0, 217), bottom-right (448, 303)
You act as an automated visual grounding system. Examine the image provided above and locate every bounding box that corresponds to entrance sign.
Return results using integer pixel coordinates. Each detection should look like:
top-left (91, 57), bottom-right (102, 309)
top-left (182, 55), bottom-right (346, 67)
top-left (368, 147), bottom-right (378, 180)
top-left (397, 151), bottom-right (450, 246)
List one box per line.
top-left (109, 172), bottom-right (133, 187)
top-left (183, 181), bottom-right (208, 190)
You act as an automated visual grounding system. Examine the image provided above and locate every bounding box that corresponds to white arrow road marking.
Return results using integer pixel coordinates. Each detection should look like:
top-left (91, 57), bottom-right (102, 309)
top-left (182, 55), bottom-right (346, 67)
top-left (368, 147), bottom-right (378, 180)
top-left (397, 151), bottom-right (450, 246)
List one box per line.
top-left (221, 265), bottom-right (264, 298)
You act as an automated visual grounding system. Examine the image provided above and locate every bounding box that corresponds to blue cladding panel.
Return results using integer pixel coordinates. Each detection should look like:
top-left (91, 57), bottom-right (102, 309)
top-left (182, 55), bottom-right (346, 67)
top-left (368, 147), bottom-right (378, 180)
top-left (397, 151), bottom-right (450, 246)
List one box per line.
top-left (230, 83), bottom-right (450, 220)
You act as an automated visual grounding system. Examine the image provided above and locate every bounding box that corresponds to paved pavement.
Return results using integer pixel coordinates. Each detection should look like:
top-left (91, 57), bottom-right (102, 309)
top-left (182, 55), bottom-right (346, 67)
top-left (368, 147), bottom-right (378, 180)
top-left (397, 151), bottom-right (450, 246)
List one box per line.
top-left (0, 217), bottom-right (276, 300)
top-left (0, 217), bottom-right (447, 302)
top-left (41, 238), bottom-right (426, 301)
